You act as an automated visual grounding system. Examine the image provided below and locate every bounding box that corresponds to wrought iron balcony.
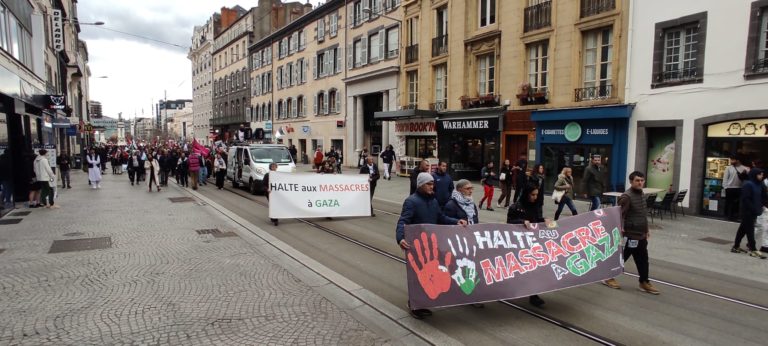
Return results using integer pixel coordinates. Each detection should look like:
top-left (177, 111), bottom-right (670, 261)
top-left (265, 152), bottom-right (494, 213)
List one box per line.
top-left (405, 44), bottom-right (419, 64)
top-left (657, 67), bottom-right (699, 83)
top-left (574, 85), bottom-right (612, 102)
top-left (460, 94), bottom-right (500, 110)
top-left (402, 103), bottom-right (418, 110)
top-left (753, 58), bottom-right (768, 73)
top-left (580, 0), bottom-right (615, 18)
top-left (524, 0), bottom-right (552, 33)
top-left (430, 101), bottom-right (447, 112)
top-left (432, 34), bottom-right (448, 57)
top-left (517, 88), bottom-right (549, 106)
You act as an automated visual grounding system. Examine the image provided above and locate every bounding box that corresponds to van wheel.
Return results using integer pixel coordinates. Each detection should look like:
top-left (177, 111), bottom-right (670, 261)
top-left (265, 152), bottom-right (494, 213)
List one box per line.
top-left (249, 180), bottom-right (258, 195)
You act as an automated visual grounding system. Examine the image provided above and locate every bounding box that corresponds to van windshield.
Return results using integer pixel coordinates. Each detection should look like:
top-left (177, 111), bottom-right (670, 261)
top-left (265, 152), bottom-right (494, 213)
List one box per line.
top-left (249, 147), bottom-right (293, 163)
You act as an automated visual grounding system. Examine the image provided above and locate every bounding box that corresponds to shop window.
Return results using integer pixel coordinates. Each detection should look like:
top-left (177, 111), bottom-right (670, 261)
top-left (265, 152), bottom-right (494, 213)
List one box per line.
top-left (577, 26), bottom-right (613, 101)
top-left (651, 12), bottom-right (707, 88)
top-left (745, 1), bottom-right (768, 77)
top-left (406, 137), bottom-right (437, 159)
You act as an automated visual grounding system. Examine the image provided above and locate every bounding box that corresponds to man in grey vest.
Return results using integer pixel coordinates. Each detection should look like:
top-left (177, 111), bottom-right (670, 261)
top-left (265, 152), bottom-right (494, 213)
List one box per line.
top-left (602, 171), bottom-right (660, 295)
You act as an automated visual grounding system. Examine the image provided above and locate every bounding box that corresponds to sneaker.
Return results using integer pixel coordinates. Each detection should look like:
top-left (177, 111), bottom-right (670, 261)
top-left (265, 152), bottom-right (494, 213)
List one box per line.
top-left (731, 247), bottom-right (748, 254)
top-left (602, 278), bottom-right (621, 289)
top-left (496, 203), bottom-right (502, 208)
top-left (529, 295), bottom-right (545, 307)
top-left (487, 207), bottom-right (494, 211)
top-left (407, 303), bottom-right (432, 319)
top-left (749, 250), bottom-right (767, 259)
top-left (639, 281), bottom-right (660, 295)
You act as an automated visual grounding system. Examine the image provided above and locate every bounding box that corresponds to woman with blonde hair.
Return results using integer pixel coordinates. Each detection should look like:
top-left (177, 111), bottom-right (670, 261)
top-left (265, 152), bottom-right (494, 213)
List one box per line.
top-left (553, 166), bottom-right (578, 220)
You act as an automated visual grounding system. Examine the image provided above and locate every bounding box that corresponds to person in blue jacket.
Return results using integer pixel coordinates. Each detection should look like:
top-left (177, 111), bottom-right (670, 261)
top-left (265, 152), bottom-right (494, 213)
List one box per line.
top-left (733, 168), bottom-right (767, 259)
top-left (432, 161), bottom-right (454, 209)
top-left (396, 172), bottom-right (467, 319)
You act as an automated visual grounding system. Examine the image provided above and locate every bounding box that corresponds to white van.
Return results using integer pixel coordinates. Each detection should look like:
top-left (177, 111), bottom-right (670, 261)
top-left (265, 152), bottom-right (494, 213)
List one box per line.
top-left (227, 144), bottom-right (296, 194)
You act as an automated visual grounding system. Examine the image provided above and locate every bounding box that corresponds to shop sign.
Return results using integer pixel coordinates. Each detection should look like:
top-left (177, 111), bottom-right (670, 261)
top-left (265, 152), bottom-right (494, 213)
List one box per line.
top-left (45, 95), bottom-right (66, 110)
top-left (564, 122), bottom-right (582, 142)
top-left (395, 120), bottom-right (437, 136)
top-left (437, 117), bottom-right (499, 132)
top-left (707, 118), bottom-right (768, 137)
top-left (265, 121), bottom-right (272, 130)
top-left (52, 10), bottom-right (63, 52)
top-left (539, 122), bottom-right (611, 142)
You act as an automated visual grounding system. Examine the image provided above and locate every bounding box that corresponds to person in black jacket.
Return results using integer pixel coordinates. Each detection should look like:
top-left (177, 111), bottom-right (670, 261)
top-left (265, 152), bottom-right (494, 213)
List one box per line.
top-left (379, 145), bottom-right (396, 180)
top-left (264, 163), bottom-right (279, 226)
top-left (444, 179), bottom-right (479, 224)
top-left (432, 161), bottom-right (454, 209)
top-left (409, 160), bottom-right (430, 195)
top-left (360, 156), bottom-right (380, 217)
top-left (478, 161), bottom-right (497, 211)
top-left (506, 183), bottom-right (547, 307)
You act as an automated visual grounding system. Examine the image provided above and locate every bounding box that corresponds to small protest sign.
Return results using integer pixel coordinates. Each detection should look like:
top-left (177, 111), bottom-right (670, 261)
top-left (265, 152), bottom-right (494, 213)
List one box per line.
top-left (268, 172), bottom-right (371, 218)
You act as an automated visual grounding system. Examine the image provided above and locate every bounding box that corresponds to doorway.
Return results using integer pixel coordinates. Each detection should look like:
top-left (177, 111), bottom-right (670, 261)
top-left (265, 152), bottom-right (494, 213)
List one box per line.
top-left (299, 139), bottom-right (307, 164)
top-left (504, 134), bottom-right (528, 163)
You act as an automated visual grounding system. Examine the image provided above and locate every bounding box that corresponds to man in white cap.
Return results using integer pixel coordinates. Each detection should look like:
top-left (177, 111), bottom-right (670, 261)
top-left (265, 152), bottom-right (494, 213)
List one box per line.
top-left (396, 172), bottom-right (467, 319)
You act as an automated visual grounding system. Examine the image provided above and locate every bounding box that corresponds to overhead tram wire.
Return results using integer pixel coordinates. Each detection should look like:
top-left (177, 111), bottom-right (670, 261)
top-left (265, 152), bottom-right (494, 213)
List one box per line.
top-left (87, 25), bottom-right (190, 50)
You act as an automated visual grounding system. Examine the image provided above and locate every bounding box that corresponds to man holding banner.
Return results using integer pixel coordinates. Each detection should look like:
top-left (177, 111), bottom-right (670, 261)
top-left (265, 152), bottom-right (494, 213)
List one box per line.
top-left (360, 157), bottom-right (380, 217)
top-left (396, 172), bottom-right (467, 319)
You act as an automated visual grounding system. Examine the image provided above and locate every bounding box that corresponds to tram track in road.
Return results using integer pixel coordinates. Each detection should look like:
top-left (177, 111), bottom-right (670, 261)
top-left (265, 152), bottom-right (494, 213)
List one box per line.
top-left (214, 184), bottom-right (623, 346)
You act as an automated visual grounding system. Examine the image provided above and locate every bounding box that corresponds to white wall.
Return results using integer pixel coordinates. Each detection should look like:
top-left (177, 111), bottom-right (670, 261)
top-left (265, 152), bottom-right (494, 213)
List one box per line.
top-left (626, 0), bottom-right (768, 204)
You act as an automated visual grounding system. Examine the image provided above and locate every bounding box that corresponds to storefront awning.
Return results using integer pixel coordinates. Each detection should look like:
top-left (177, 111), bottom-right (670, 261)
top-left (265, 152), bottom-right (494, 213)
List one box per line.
top-left (374, 109), bottom-right (437, 120)
top-left (531, 104), bottom-right (634, 121)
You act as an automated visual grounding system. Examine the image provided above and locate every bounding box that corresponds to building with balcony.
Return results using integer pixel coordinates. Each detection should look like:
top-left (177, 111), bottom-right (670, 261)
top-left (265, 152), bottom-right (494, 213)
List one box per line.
top-left (248, 0), bottom-right (347, 163)
top-left (188, 14), bottom-right (221, 145)
top-left (625, 0), bottom-right (768, 217)
top-left (210, 1), bottom-right (311, 143)
top-left (502, 0), bottom-right (633, 191)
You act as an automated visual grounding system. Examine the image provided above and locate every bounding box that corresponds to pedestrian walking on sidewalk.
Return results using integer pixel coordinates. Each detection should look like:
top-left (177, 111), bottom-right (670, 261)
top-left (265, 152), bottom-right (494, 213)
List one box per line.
top-left (507, 184), bottom-right (549, 307)
top-left (57, 151), bottom-right (71, 189)
top-left (264, 163), bottom-right (279, 226)
top-left (360, 156), bottom-right (380, 217)
top-left (214, 153), bottom-right (227, 189)
top-left (127, 151), bottom-right (141, 186)
top-left (380, 145), bottom-right (396, 180)
top-left (145, 154), bottom-right (161, 192)
top-left (396, 173), bottom-right (466, 319)
top-left (732, 168), bottom-right (767, 259)
top-left (34, 149), bottom-right (57, 208)
top-left (724, 155), bottom-right (749, 221)
top-left (602, 171), bottom-right (661, 294)
top-left (86, 149), bottom-right (102, 189)
top-left (530, 164), bottom-right (546, 220)
top-left (553, 167), bottom-right (578, 220)
top-left (432, 161), bottom-right (454, 210)
top-left (581, 154), bottom-right (606, 211)
top-left (188, 152), bottom-right (202, 190)
top-left (26, 153), bottom-right (41, 208)
top-left (497, 159), bottom-right (513, 208)
top-left (0, 152), bottom-right (13, 209)
top-left (478, 161), bottom-right (497, 211)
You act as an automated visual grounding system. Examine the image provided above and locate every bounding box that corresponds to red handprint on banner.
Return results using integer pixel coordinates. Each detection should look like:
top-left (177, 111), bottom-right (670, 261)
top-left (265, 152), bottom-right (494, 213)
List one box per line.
top-left (407, 232), bottom-right (453, 300)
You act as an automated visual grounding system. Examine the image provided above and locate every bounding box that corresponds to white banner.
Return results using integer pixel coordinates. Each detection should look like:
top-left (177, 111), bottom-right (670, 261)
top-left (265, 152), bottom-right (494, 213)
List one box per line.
top-left (268, 172), bottom-right (371, 218)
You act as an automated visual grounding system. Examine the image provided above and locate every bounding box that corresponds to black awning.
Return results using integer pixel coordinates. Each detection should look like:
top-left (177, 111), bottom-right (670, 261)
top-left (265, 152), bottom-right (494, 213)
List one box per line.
top-left (374, 109), bottom-right (437, 120)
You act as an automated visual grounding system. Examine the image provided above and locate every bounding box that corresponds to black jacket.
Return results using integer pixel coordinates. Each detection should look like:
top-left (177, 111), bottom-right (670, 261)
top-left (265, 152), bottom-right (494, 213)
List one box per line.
top-left (360, 164), bottom-right (380, 187)
top-left (506, 200), bottom-right (544, 224)
top-left (443, 198), bottom-right (479, 224)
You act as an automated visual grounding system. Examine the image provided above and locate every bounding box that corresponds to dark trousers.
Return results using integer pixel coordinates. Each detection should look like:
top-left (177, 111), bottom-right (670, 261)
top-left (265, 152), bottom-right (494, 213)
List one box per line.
top-left (60, 170), bottom-right (70, 187)
top-left (128, 169), bottom-right (137, 184)
top-left (215, 170), bottom-right (226, 188)
top-left (178, 171), bottom-right (188, 187)
top-left (623, 238), bottom-right (649, 282)
top-left (725, 188), bottom-right (741, 221)
top-left (513, 184), bottom-right (525, 203)
top-left (370, 183), bottom-right (377, 215)
top-left (40, 182), bottom-right (54, 206)
top-left (734, 214), bottom-right (758, 251)
top-left (160, 170), bottom-right (168, 186)
top-left (555, 196), bottom-right (578, 220)
top-left (497, 181), bottom-right (513, 206)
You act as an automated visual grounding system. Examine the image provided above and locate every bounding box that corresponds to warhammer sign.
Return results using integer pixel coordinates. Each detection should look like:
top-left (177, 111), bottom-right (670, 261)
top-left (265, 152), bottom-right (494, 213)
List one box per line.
top-left (52, 10), bottom-right (64, 52)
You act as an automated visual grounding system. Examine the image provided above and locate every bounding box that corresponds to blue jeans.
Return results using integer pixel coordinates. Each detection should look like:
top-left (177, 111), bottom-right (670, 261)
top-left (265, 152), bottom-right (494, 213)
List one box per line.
top-left (555, 196), bottom-right (578, 220)
top-left (1, 179), bottom-right (12, 207)
top-left (199, 166), bottom-right (207, 184)
top-left (589, 195), bottom-right (601, 211)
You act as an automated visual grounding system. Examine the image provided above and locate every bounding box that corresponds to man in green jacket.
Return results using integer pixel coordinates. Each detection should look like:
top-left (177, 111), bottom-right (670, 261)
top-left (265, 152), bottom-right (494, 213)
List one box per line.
top-left (581, 154), bottom-right (606, 211)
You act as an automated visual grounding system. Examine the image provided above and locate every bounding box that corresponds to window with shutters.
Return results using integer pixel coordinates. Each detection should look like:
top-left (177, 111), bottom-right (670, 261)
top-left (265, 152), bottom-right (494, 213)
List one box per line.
top-left (354, 39), bottom-right (363, 67)
top-left (330, 13), bottom-right (338, 37)
top-left (297, 96), bottom-right (305, 117)
top-left (477, 53), bottom-right (495, 96)
top-left (286, 98), bottom-right (293, 118)
top-left (287, 62), bottom-right (294, 87)
top-left (318, 19), bottom-right (326, 42)
top-left (276, 66), bottom-right (283, 90)
top-left (290, 32), bottom-right (298, 54)
top-left (329, 89), bottom-right (338, 113)
top-left (369, 33), bottom-right (381, 62)
top-left (407, 71), bottom-right (418, 106)
top-left (384, 0), bottom-right (400, 12)
top-left (353, 1), bottom-right (363, 27)
top-left (371, 0), bottom-right (381, 18)
top-left (317, 52), bottom-right (326, 77)
top-left (335, 47), bottom-right (342, 74)
top-left (298, 58), bottom-right (306, 83)
top-left (277, 100), bottom-right (284, 119)
top-left (479, 0), bottom-right (496, 28)
top-left (386, 27), bottom-right (399, 58)
top-left (299, 29), bottom-right (306, 51)
top-left (242, 68), bottom-right (247, 87)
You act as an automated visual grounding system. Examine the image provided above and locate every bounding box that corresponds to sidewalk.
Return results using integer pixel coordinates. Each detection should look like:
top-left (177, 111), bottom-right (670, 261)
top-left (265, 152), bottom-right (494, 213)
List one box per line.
top-left (0, 170), bottom-right (456, 345)
top-left (303, 163), bottom-right (768, 285)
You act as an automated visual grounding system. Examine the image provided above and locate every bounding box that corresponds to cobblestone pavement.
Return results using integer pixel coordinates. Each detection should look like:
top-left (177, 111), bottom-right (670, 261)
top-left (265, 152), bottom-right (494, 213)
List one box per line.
top-left (0, 172), bottom-right (387, 345)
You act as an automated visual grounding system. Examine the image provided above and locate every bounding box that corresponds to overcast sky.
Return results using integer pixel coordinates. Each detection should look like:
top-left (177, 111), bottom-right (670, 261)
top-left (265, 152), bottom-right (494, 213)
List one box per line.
top-left (78, 0), bottom-right (323, 119)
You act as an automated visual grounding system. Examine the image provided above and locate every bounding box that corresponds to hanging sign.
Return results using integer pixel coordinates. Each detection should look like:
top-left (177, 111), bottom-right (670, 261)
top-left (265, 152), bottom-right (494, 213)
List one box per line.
top-left (52, 10), bottom-right (64, 52)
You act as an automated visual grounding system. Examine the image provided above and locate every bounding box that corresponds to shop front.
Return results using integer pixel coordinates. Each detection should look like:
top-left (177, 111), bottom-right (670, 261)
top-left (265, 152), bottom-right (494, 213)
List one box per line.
top-left (699, 118), bottom-right (768, 217)
top-left (436, 109), bottom-right (504, 181)
top-left (532, 105), bottom-right (632, 194)
top-left (392, 119), bottom-right (437, 176)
